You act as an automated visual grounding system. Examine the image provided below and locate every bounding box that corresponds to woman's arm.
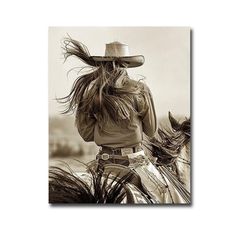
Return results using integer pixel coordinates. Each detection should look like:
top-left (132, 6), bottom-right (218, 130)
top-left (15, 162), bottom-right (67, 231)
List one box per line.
top-left (75, 112), bottom-right (96, 142)
top-left (137, 84), bottom-right (157, 137)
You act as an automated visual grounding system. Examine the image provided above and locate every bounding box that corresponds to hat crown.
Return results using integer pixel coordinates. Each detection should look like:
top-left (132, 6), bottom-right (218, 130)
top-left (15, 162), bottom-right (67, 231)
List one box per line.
top-left (105, 41), bottom-right (129, 57)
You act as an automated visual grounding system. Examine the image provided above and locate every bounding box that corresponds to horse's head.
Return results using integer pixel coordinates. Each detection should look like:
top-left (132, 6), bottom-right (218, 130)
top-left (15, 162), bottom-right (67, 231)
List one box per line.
top-left (169, 111), bottom-right (190, 139)
top-left (144, 112), bottom-right (191, 166)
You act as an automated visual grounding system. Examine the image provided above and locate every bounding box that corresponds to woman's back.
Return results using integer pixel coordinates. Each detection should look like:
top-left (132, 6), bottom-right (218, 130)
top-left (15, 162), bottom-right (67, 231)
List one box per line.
top-left (76, 77), bottom-right (157, 148)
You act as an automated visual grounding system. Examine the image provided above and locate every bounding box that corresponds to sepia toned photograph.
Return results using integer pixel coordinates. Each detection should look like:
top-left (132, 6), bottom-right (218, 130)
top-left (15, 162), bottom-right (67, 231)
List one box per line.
top-left (48, 27), bottom-right (191, 204)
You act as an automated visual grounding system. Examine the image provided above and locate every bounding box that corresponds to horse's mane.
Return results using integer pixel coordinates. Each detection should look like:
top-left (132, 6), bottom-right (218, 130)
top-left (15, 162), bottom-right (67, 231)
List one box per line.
top-left (49, 165), bottom-right (134, 204)
top-left (144, 112), bottom-right (190, 165)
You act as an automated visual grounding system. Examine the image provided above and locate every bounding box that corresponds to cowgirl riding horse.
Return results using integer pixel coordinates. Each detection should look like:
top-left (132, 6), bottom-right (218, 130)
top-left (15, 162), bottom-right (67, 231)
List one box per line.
top-left (59, 37), bottom-right (174, 203)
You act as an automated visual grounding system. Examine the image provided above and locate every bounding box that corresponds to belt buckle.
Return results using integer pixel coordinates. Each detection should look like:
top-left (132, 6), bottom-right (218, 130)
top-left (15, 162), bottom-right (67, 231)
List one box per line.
top-left (101, 153), bottom-right (109, 160)
top-left (121, 148), bottom-right (133, 156)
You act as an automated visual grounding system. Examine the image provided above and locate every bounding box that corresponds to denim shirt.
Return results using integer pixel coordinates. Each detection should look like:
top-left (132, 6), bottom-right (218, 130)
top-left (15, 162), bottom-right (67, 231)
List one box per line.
top-left (76, 79), bottom-right (157, 148)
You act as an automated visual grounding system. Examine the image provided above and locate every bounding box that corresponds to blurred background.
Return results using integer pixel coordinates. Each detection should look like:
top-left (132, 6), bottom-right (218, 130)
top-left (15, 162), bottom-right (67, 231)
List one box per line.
top-left (48, 27), bottom-right (190, 165)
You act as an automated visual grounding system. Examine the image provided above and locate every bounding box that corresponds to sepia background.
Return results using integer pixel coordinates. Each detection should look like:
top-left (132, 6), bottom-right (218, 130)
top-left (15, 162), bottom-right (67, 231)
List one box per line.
top-left (48, 27), bottom-right (190, 165)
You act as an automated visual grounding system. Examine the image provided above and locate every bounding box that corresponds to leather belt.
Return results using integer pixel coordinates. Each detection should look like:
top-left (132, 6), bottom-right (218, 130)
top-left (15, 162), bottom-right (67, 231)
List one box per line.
top-left (100, 145), bottom-right (143, 156)
top-left (97, 147), bottom-right (144, 163)
top-left (96, 153), bottom-right (130, 167)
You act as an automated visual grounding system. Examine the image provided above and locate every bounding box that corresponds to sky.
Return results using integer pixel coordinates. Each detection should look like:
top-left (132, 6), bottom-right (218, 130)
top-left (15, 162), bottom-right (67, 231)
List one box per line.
top-left (48, 27), bottom-right (190, 119)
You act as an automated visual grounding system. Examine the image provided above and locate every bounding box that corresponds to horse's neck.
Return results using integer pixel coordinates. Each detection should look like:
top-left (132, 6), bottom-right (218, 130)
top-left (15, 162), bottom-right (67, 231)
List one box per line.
top-left (177, 143), bottom-right (190, 191)
top-left (179, 144), bottom-right (190, 161)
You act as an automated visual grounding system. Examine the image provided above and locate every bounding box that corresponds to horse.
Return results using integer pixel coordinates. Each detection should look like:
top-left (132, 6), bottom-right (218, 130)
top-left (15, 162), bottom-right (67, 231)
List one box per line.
top-left (49, 112), bottom-right (191, 204)
top-left (144, 112), bottom-right (191, 192)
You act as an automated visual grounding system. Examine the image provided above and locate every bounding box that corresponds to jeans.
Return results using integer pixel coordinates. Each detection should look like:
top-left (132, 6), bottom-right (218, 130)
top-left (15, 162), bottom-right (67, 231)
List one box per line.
top-left (127, 151), bottom-right (168, 203)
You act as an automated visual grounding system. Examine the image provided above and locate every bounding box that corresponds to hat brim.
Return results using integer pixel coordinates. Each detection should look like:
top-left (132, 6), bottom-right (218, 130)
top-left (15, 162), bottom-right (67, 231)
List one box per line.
top-left (90, 55), bottom-right (145, 68)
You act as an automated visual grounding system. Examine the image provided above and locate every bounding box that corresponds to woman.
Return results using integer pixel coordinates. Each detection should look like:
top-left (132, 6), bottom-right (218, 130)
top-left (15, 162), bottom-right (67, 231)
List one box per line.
top-left (60, 37), bottom-right (167, 203)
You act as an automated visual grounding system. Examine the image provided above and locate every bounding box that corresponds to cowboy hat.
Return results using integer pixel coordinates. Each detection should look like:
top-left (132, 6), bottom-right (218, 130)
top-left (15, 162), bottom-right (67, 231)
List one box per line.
top-left (90, 41), bottom-right (145, 68)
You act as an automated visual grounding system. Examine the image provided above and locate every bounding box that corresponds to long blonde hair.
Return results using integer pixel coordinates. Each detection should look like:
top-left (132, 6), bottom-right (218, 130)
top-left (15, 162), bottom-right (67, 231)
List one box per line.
top-left (59, 37), bottom-right (147, 127)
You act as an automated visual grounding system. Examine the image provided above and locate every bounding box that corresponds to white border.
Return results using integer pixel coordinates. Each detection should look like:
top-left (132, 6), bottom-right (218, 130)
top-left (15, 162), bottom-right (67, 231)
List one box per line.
top-left (1, 1), bottom-right (236, 236)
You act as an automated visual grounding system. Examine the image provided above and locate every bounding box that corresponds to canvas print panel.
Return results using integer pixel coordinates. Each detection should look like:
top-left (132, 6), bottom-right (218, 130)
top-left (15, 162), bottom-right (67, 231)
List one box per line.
top-left (48, 27), bottom-right (191, 204)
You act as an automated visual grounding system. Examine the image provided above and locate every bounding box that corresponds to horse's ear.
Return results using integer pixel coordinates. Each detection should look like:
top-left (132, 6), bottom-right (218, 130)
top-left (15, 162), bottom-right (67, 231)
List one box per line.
top-left (168, 111), bottom-right (181, 131)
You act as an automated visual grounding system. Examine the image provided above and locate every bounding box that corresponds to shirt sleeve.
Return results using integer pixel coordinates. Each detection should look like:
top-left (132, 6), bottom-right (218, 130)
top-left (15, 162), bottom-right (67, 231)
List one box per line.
top-left (136, 84), bottom-right (157, 138)
top-left (76, 112), bottom-right (96, 142)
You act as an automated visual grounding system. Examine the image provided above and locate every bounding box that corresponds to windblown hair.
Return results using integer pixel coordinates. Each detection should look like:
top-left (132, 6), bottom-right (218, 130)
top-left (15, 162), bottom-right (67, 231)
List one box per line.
top-left (58, 37), bottom-right (146, 128)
